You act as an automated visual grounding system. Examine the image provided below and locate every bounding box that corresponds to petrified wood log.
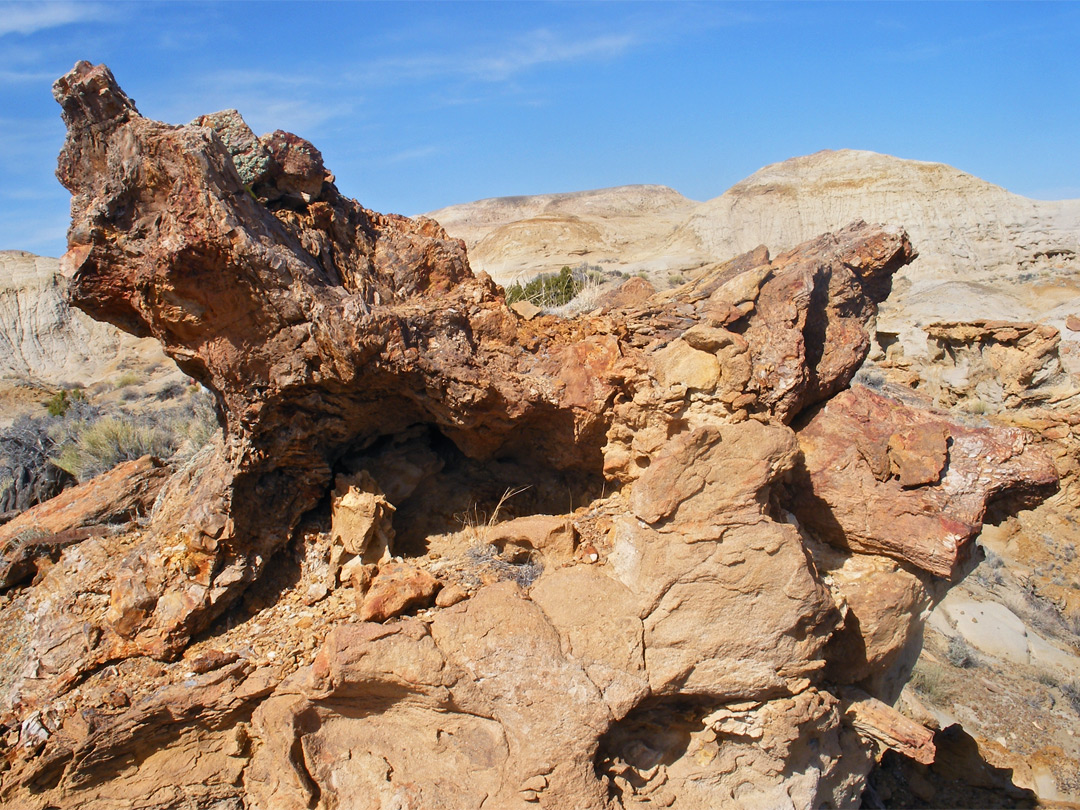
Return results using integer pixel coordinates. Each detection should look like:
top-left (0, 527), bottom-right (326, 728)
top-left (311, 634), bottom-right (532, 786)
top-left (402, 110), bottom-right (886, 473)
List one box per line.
top-left (49, 61), bottom-right (922, 661)
top-left (0, 61), bottom-right (1058, 810)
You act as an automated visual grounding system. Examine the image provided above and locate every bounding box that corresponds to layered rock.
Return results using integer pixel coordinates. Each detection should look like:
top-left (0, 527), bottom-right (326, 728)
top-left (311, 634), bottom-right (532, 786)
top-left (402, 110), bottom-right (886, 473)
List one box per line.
top-left (0, 250), bottom-right (172, 392)
top-left (0, 62), bottom-right (1060, 809)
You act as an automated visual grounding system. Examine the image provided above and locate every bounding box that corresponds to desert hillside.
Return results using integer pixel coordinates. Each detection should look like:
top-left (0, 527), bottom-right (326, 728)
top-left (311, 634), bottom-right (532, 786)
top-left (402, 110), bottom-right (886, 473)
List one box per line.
top-left (427, 184), bottom-right (702, 282)
top-left (430, 149), bottom-right (1080, 366)
top-left (0, 251), bottom-right (173, 390)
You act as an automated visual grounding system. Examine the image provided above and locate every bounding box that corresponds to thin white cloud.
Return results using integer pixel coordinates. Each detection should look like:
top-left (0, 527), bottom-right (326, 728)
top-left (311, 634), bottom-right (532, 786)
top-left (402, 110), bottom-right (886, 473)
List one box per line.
top-left (465, 29), bottom-right (637, 81)
top-left (148, 84), bottom-right (354, 140)
top-left (0, 214), bottom-right (68, 255)
top-left (0, 1), bottom-right (110, 37)
top-left (353, 28), bottom-right (639, 86)
top-left (0, 68), bottom-right (55, 85)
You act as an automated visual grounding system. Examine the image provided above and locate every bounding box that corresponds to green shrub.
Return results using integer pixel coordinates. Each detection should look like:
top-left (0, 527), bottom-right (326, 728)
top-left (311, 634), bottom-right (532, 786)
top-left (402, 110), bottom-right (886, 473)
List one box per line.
top-left (504, 266), bottom-right (583, 309)
top-left (45, 387), bottom-right (85, 417)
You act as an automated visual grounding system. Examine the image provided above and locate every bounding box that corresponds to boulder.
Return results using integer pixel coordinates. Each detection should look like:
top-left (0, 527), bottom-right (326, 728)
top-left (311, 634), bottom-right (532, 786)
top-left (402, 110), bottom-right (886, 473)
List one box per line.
top-left (793, 385), bottom-right (1058, 579)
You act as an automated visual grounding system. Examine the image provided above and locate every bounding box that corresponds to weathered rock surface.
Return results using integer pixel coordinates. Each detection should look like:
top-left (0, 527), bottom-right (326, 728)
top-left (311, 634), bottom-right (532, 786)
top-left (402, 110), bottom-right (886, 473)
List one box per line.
top-left (865, 318), bottom-right (1080, 805)
top-left (0, 455), bottom-right (168, 590)
top-left (0, 250), bottom-right (173, 392)
top-left (793, 384), bottom-right (1058, 579)
top-left (0, 62), bottom-right (1060, 810)
top-left (429, 149), bottom-right (1080, 373)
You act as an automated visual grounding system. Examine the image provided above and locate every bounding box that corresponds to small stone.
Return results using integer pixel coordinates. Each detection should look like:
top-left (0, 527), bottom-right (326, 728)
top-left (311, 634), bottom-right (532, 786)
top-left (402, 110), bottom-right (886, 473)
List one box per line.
top-left (301, 583), bottom-right (328, 606)
top-left (357, 563), bottom-right (439, 623)
top-left (577, 543), bottom-right (600, 563)
top-left (187, 649), bottom-right (240, 675)
top-left (510, 300), bottom-right (542, 320)
top-left (435, 583), bottom-right (467, 608)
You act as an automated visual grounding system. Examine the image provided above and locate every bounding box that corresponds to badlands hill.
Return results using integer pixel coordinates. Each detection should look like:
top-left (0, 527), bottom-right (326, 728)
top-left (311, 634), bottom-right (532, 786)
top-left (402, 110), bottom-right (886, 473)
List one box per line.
top-left (426, 183), bottom-right (701, 281)
top-left (429, 149), bottom-right (1080, 362)
top-left (0, 251), bottom-right (171, 388)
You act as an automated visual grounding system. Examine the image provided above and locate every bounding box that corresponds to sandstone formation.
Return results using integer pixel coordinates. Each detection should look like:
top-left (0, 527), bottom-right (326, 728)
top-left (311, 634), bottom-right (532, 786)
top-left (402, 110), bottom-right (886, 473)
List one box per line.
top-left (0, 62), bottom-right (1061, 809)
top-left (0, 250), bottom-right (173, 393)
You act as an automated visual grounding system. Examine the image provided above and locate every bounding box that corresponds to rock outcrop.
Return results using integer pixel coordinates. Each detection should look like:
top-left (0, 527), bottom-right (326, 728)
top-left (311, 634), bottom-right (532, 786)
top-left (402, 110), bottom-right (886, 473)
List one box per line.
top-left (428, 149), bottom-right (1080, 373)
top-left (0, 62), bottom-right (1060, 809)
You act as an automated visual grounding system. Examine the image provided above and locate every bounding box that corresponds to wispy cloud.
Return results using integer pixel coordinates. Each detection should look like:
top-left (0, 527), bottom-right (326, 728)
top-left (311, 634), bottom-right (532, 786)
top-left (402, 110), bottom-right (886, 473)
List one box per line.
top-left (0, 1), bottom-right (111, 37)
top-left (465, 29), bottom-right (637, 81)
top-left (0, 213), bottom-right (68, 255)
top-left (149, 79), bottom-right (354, 140)
top-left (0, 68), bottom-right (55, 85)
top-left (352, 28), bottom-right (639, 86)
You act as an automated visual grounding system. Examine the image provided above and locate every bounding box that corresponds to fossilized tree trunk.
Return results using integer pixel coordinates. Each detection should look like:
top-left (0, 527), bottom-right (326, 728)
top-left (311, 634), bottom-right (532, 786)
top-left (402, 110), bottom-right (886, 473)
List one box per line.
top-left (0, 62), bottom-right (1057, 810)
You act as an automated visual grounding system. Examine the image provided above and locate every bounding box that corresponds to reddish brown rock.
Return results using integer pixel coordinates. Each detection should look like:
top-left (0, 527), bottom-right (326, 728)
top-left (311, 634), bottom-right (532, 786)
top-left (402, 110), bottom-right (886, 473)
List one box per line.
top-left (44, 61), bottom-right (917, 668)
top-left (600, 275), bottom-right (655, 309)
top-left (0, 456), bottom-right (168, 590)
top-left (793, 385), bottom-right (1058, 578)
top-left (357, 562), bottom-right (439, 622)
top-left (1, 60), bottom-right (1060, 810)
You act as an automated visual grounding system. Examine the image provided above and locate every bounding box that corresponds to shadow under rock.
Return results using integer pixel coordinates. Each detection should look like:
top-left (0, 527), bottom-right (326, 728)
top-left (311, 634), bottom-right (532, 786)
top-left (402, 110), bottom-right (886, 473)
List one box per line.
top-left (862, 724), bottom-right (1037, 809)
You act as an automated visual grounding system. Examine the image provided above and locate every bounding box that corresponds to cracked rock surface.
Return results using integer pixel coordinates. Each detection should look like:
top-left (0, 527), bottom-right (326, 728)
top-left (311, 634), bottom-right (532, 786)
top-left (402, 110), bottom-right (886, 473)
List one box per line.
top-left (0, 62), bottom-right (1059, 809)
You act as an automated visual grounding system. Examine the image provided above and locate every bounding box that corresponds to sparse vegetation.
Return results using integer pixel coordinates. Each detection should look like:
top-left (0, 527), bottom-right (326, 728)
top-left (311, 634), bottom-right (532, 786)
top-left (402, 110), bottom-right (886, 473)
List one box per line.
top-left (1, 387), bottom-right (221, 506)
top-left (45, 387), bottom-right (86, 417)
top-left (455, 486), bottom-right (543, 588)
top-left (114, 370), bottom-right (143, 389)
top-left (946, 635), bottom-right (976, 668)
top-left (51, 415), bottom-right (176, 481)
top-left (505, 266), bottom-right (583, 309)
top-left (908, 660), bottom-right (949, 702)
top-left (503, 263), bottom-right (620, 313)
top-left (457, 485), bottom-right (529, 545)
top-left (1062, 680), bottom-right (1080, 716)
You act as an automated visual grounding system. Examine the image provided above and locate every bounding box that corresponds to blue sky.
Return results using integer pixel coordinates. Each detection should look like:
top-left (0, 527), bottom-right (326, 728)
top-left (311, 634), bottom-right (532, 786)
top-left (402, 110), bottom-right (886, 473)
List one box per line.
top-left (2, 1), bottom-right (1078, 257)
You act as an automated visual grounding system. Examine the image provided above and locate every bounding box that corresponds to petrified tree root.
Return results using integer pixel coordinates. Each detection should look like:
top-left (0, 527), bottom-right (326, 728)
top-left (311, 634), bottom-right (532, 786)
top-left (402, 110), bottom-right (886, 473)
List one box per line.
top-left (0, 61), bottom-right (1058, 809)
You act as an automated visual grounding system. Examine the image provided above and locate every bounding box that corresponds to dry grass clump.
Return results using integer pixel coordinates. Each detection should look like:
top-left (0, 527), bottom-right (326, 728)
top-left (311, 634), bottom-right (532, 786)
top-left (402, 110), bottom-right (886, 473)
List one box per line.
top-left (52, 416), bottom-right (175, 480)
top-left (1, 387), bottom-right (222, 503)
top-left (53, 390), bottom-right (220, 481)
